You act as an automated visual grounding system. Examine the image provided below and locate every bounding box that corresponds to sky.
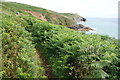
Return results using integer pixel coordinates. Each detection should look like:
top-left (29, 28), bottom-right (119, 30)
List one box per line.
top-left (4, 0), bottom-right (119, 18)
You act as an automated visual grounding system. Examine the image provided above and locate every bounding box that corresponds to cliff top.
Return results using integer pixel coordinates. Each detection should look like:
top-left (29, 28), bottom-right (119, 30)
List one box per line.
top-left (1, 1), bottom-right (83, 26)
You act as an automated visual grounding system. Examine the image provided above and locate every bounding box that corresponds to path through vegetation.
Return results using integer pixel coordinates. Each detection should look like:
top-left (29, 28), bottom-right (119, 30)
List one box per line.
top-left (36, 48), bottom-right (54, 79)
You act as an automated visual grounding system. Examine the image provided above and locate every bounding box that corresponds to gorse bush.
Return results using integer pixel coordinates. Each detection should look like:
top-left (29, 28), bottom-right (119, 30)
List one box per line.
top-left (2, 15), bottom-right (46, 78)
top-left (24, 16), bottom-right (120, 79)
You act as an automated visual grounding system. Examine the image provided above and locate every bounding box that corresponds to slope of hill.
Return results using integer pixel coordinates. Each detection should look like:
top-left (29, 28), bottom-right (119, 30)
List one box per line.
top-left (1, 2), bottom-right (84, 26)
top-left (2, 14), bottom-right (47, 78)
top-left (1, 1), bottom-right (120, 79)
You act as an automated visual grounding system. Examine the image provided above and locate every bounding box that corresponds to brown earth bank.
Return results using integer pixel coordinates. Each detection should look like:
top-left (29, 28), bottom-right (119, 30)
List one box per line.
top-left (22, 10), bottom-right (48, 21)
top-left (22, 10), bottom-right (92, 31)
top-left (22, 9), bottom-right (83, 25)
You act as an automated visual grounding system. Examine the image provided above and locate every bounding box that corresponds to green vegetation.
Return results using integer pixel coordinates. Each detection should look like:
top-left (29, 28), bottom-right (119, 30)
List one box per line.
top-left (2, 2), bottom-right (82, 26)
top-left (61, 13), bottom-right (83, 19)
top-left (1, 1), bottom-right (119, 79)
top-left (1, 14), bottom-right (46, 78)
top-left (24, 16), bottom-right (119, 79)
top-left (45, 14), bottom-right (53, 23)
top-left (2, 2), bottom-right (51, 14)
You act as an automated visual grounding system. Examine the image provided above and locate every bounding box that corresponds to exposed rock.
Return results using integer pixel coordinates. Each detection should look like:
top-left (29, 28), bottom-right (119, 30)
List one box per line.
top-left (82, 18), bottom-right (86, 22)
top-left (67, 27), bottom-right (77, 30)
top-left (68, 24), bottom-right (94, 31)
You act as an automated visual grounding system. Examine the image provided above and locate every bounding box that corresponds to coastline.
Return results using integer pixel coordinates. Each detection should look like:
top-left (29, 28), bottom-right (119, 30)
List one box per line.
top-left (67, 21), bottom-right (94, 31)
top-left (80, 18), bottom-right (118, 38)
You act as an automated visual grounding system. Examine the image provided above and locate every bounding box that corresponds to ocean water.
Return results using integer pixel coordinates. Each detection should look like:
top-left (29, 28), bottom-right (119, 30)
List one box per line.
top-left (79, 18), bottom-right (118, 39)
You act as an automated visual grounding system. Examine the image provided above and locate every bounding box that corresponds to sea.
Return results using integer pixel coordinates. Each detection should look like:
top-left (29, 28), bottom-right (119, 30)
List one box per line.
top-left (78, 18), bottom-right (118, 39)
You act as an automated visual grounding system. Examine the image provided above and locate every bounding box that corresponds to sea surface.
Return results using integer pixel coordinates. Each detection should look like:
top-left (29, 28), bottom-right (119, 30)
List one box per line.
top-left (79, 18), bottom-right (118, 39)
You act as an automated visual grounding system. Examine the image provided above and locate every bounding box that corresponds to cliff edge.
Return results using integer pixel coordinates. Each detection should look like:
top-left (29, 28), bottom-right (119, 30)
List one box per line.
top-left (2, 2), bottom-right (84, 26)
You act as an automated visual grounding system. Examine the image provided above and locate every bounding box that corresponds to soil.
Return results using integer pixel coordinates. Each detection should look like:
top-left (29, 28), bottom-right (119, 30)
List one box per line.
top-left (36, 48), bottom-right (54, 79)
top-left (22, 10), bottom-right (47, 21)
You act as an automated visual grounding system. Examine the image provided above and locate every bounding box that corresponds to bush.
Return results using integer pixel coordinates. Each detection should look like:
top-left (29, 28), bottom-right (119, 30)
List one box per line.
top-left (24, 16), bottom-right (120, 79)
top-left (1, 15), bottom-right (46, 78)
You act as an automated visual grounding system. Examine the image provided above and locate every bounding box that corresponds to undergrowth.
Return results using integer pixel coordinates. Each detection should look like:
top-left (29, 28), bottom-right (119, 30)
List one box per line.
top-left (24, 16), bottom-right (120, 79)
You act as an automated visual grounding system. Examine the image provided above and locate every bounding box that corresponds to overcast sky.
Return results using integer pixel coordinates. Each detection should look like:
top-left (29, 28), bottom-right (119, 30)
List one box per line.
top-left (4, 0), bottom-right (119, 18)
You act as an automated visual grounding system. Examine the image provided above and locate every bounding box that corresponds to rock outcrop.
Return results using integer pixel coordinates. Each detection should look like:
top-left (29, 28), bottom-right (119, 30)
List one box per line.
top-left (68, 24), bottom-right (94, 31)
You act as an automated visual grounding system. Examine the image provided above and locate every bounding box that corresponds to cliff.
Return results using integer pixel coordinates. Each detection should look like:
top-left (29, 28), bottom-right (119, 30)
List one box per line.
top-left (60, 13), bottom-right (85, 23)
top-left (1, 2), bottom-right (84, 26)
top-left (1, 1), bottom-right (92, 31)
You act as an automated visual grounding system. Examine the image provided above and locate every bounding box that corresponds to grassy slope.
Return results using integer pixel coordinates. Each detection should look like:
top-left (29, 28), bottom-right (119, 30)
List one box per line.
top-left (2, 2), bottom-right (83, 26)
top-left (2, 14), bottom-right (47, 78)
top-left (1, 2), bottom-right (47, 78)
top-left (1, 1), bottom-right (120, 79)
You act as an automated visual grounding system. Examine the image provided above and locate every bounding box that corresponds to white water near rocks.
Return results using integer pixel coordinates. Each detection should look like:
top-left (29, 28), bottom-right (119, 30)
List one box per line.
top-left (78, 18), bottom-right (118, 39)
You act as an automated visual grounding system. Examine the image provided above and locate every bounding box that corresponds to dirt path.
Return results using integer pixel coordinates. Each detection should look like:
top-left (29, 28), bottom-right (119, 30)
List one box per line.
top-left (36, 48), bottom-right (54, 79)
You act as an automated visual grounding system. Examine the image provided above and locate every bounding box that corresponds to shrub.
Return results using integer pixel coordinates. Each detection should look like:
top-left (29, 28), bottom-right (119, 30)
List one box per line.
top-left (24, 16), bottom-right (120, 79)
top-left (1, 15), bottom-right (46, 78)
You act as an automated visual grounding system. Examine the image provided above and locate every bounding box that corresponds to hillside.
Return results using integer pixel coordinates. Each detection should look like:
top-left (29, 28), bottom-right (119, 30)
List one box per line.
top-left (1, 2), bottom-right (84, 26)
top-left (1, 1), bottom-right (120, 79)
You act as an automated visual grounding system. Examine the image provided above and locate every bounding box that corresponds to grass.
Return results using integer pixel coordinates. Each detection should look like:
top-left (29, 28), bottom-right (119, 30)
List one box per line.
top-left (2, 2), bottom-right (82, 26)
top-left (1, 1), bottom-right (119, 79)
